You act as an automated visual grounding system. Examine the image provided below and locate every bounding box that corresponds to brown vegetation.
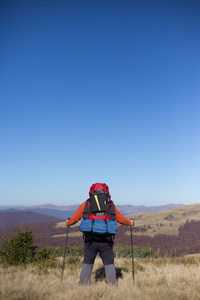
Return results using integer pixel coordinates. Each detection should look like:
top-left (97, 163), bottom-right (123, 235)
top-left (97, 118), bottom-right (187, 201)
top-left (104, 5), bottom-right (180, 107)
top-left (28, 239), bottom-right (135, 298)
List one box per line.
top-left (0, 257), bottom-right (200, 300)
top-left (0, 211), bottom-right (62, 229)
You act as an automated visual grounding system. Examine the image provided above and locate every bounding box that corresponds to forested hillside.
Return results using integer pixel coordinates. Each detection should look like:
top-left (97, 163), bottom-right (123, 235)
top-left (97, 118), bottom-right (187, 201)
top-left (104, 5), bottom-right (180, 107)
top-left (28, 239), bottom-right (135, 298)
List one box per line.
top-left (0, 211), bottom-right (63, 229)
top-left (0, 219), bottom-right (200, 257)
top-left (1, 203), bottom-right (200, 256)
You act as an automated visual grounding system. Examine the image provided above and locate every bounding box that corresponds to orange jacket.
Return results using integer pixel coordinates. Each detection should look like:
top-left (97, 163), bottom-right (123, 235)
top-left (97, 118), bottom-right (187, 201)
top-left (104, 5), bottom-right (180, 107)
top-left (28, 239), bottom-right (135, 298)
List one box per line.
top-left (66, 201), bottom-right (132, 226)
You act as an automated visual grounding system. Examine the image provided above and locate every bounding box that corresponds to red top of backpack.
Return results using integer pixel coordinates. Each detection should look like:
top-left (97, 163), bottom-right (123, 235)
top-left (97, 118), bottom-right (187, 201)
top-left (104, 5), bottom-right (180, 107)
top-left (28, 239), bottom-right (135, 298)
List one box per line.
top-left (89, 183), bottom-right (111, 198)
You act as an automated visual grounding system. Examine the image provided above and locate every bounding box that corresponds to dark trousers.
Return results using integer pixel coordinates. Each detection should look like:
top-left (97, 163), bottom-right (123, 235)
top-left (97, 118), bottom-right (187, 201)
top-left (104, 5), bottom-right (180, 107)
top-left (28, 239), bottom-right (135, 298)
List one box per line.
top-left (83, 239), bottom-right (114, 265)
top-left (79, 237), bottom-right (117, 285)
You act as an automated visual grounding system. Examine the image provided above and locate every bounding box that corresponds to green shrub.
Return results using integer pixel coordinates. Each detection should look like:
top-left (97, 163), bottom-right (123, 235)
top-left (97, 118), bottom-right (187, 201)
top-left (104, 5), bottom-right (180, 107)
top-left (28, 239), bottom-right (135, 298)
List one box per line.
top-left (33, 259), bottom-right (62, 270)
top-left (114, 245), bottom-right (156, 258)
top-left (0, 226), bottom-right (38, 265)
top-left (0, 227), bottom-right (59, 266)
top-left (35, 247), bottom-right (55, 261)
top-left (39, 245), bottom-right (155, 260)
top-left (50, 246), bottom-right (84, 258)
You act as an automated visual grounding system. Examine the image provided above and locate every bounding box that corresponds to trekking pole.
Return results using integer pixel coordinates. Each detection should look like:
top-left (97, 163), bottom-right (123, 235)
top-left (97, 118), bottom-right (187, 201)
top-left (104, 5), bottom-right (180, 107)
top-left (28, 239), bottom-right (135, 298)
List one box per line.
top-left (61, 225), bottom-right (69, 283)
top-left (130, 222), bottom-right (134, 283)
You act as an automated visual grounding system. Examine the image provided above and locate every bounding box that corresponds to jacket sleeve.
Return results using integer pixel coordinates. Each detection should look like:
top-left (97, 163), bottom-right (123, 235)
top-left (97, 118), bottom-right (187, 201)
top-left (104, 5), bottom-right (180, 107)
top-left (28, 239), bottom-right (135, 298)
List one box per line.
top-left (114, 205), bottom-right (132, 226)
top-left (66, 201), bottom-right (86, 226)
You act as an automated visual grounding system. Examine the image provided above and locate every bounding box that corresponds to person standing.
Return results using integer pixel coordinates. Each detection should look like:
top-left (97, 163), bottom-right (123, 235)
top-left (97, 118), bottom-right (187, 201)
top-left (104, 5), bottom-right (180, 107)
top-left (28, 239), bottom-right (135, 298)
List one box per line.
top-left (66, 183), bottom-right (134, 285)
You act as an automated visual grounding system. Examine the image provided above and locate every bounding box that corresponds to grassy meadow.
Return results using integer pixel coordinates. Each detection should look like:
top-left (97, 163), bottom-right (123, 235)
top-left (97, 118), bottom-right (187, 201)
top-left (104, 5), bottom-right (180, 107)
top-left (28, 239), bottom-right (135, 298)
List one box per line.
top-left (1, 256), bottom-right (200, 300)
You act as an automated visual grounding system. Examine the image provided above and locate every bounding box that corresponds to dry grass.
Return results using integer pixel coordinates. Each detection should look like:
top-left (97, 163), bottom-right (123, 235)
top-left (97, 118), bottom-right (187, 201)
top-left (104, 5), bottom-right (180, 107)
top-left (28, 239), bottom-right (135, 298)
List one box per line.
top-left (126, 203), bottom-right (200, 237)
top-left (52, 232), bottom-right (82, 238)
top-left (55, 221), bottom-right (81, 228)
top-left (1, 257), bottom-right (200, 300)
top-left (185, 253), bottom-right (200, 258)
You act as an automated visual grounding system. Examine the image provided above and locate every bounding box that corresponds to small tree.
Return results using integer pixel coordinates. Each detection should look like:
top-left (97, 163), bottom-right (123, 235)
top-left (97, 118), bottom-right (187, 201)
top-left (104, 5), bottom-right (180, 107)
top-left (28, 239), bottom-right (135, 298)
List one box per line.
top-left (0, 226), bottom-right (38, 265)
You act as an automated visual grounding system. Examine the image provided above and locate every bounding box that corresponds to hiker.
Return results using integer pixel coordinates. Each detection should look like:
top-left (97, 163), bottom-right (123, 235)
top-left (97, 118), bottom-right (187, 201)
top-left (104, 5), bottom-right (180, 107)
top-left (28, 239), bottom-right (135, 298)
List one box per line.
top-left (66, 183), bottom-right (134, 285)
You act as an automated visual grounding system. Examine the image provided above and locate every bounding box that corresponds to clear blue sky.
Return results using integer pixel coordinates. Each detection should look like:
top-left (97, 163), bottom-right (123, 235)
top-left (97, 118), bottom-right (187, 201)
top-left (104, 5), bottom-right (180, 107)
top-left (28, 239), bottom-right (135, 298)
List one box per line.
top-left (1, 0), bottom-right (200, 207)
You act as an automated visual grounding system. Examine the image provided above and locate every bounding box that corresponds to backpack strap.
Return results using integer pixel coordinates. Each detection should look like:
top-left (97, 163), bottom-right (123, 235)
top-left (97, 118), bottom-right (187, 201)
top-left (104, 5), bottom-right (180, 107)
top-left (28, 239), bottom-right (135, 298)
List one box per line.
top-left (82, 199), bottom-right (90, 219)
top-left (108, 201), bottom-right (116, 221)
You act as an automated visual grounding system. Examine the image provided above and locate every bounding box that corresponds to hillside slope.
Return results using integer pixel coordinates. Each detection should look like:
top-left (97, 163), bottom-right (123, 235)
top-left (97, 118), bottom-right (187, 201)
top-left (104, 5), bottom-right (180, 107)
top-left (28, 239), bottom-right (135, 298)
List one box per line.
top-left (0, 211), bottom-right (63, 229)
top-left (54, 203), bottom-right (200, 238)
top-left (125, 203), bottom-right (200, 236)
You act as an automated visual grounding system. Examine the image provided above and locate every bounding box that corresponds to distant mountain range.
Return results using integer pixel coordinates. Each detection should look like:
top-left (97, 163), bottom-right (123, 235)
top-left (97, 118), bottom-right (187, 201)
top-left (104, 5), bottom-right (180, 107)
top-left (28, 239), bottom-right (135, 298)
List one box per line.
top-left (115, 203), bottom-right (184, 214)
top-left (0, 207), bottom-right (77, 222)
top-left (0, 203), bottom-right (184, 228)
top-left (0, 211), bottom-right (63, 229)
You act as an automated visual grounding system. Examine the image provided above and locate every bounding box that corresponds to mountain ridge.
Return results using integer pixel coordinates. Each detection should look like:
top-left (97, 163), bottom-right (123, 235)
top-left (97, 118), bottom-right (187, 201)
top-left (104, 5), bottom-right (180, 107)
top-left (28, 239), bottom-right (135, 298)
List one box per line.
top-left (0, 203), bottom-right (184, 230)
top-left (0, 211), bottom-right (63, 229)
top-left (0, 203), bottom-right (184, 216)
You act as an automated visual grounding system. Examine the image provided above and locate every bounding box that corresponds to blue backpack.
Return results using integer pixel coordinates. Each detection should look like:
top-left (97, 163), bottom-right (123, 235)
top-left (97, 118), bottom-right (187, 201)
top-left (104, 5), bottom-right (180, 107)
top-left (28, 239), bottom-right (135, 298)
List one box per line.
top-left (80, 219), bottom-right (118, 236)
top-left (80, 189), bottom-right (118, 236)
